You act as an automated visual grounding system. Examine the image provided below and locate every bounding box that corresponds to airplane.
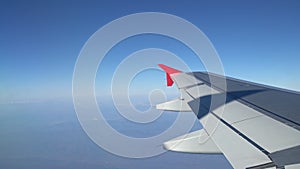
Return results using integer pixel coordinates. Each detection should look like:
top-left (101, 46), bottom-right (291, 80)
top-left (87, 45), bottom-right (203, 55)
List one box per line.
top-left (156, 64), bottom-right (300, 169)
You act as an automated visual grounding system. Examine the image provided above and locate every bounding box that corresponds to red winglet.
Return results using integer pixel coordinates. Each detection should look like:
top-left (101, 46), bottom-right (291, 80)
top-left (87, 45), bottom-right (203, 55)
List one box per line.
top-left (158, 64), bottom-right (181, 86)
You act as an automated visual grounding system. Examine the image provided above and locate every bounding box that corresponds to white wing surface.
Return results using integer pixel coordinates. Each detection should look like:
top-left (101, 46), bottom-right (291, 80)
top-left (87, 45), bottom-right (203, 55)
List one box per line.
top-left (157, 64), bottom-right (300, 169)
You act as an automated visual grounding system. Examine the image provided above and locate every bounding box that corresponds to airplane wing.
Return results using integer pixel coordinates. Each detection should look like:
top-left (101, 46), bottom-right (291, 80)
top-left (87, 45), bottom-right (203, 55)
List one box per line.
top-left (157, 64), bottom-right (300, 169)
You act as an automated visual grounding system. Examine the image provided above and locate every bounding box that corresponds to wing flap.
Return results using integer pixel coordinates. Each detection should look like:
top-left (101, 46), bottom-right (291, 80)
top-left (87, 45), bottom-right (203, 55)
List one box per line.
top-left (163, 129), bottom-right (222, 154)
top-left (232, 115), bottom-right (300, 153)
top-left (207, 87), bottom-right (300, 153)
top-left (156, 98), bottom-right (192, 112)
top-left (202, 114), bottom-right (273, 169)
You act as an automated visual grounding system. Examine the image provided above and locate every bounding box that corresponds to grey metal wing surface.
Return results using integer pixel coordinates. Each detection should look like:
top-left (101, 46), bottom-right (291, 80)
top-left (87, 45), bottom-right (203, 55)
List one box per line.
top-left (156, 64), bottom-right (300, 169)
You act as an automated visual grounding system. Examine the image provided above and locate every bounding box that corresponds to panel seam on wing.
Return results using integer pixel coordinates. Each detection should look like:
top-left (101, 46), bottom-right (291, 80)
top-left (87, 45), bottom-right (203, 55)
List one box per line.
top-left (230, 115), bottom-right (263, 125)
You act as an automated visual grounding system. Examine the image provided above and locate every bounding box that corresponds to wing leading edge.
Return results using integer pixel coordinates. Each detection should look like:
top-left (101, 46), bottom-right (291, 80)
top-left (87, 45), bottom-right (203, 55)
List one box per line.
top-left (157, 64), bottom-right (300, 169)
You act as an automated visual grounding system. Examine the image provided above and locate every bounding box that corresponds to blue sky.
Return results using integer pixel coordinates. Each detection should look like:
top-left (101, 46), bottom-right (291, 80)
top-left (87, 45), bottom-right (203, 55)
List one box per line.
top-left (1, 0), bottom-right (300, 103)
